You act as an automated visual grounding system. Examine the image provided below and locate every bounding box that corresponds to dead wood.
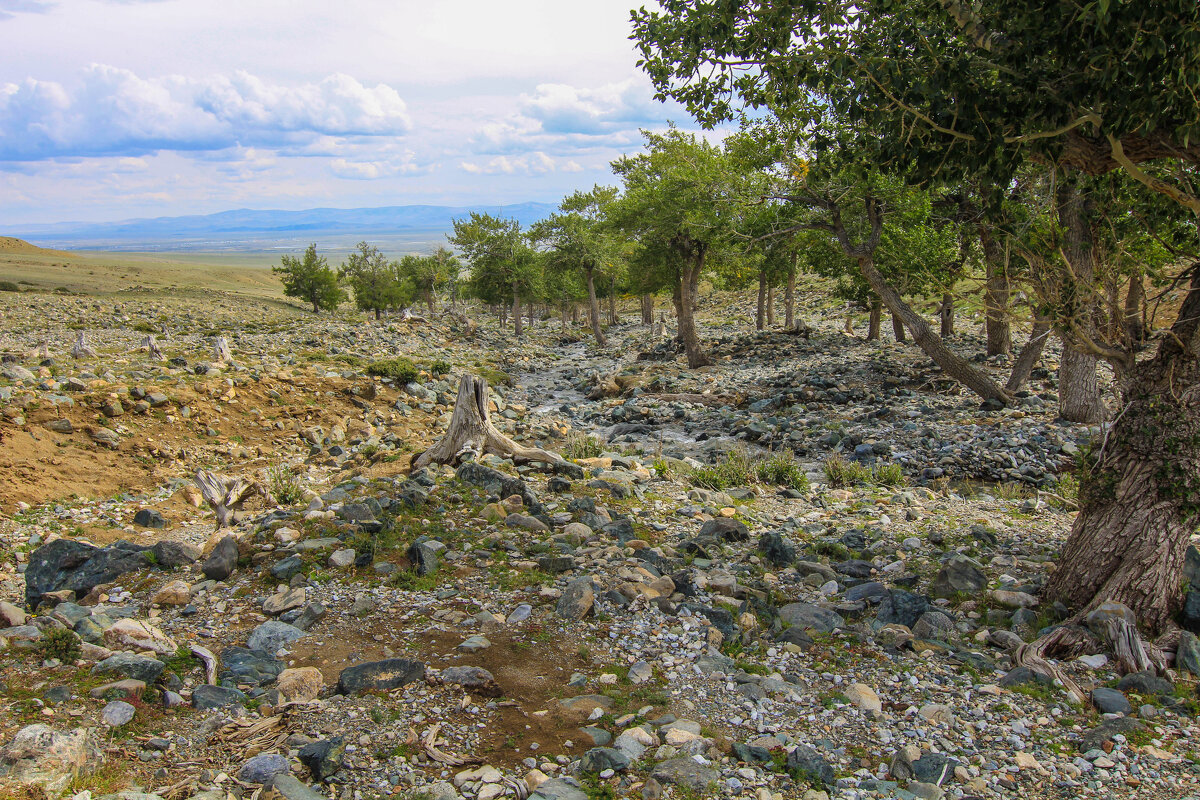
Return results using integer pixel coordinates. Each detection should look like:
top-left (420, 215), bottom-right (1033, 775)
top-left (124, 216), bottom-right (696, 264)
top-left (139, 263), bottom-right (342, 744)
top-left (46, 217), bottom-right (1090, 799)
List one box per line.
top-left (194, 469), bottom-right (261, 529)
top-left (411, 375), bottom-right (565, 470)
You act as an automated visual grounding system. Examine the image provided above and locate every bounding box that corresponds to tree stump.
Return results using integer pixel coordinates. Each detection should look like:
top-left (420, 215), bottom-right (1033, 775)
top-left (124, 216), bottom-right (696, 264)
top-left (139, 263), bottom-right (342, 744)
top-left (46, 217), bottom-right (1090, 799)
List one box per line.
top-left (71, 331), bottom-right (96, 359)
top-left (411, 375), bottom-right (564, 470)
top-left (213, 337), bottom-right (233, 364)
top-left (141, 335), bottom-right (164, 361)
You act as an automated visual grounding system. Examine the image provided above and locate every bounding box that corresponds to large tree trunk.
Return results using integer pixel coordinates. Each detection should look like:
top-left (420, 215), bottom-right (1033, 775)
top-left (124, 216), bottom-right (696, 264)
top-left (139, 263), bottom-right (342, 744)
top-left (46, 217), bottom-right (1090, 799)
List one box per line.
top-left (412, 375), bottom-right (565, 470)
top-left (674, 259), bottom-right (712, 368)
top-left (1005, 315), bottom-right (1051, 392)
top-left (857, 256), bottom-right (1011, 402)
top-left (784, 255), bottom-right (797, 330)
top-left (1125, 272), bottom-right (1146, 346)
top-left (640, 294), bottom-right (654, 325)
top-left (512, 291), bottom-right (523, 338)
top-left (766, 282), bottom-right (775, 327)
top-left (939, 291), bottom-right (954, 337)
top-left (981, 227), bottom-right (1012, 356)
top-left (586, 267), bottom-right (606, 346)
top-left (867, 299), bottom-right (882, 341)
top-left (892, 309), bottom-right (907, 342)
top-left (1044, 268), bottom-right (1200, 632)
top-left (756, 271), bottom-right (767, 330)
top-left (1059, 340), bottom-right (1106, 422)
top-left (1056, 179), bottom-right (1106, 423)
top-left (572, 304), bottom-right (580, 325)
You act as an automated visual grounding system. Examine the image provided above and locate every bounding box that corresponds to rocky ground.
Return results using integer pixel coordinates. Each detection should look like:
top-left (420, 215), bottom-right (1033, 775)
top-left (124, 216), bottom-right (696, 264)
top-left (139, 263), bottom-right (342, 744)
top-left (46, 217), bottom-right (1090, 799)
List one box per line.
top-left (1, 283), bottom-right (1199, 800)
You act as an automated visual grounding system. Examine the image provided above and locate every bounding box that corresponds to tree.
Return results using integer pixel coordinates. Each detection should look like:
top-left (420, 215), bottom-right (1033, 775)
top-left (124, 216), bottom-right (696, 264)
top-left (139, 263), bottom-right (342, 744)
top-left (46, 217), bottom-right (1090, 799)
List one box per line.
top-left (339, 242), bottom-right (407, 320)
top-left (609, 128), bottom-right (742, 368)
top-left (401, 247), bottom-right (458, 317)
top-left (274, 243), bottom-right (345, 314)
top-left (632, 0), bottom-right (1200, 630)
top-left (531, 185), bottom-right (621, 346)
top-left (449, 213), bottom-right (541, 337)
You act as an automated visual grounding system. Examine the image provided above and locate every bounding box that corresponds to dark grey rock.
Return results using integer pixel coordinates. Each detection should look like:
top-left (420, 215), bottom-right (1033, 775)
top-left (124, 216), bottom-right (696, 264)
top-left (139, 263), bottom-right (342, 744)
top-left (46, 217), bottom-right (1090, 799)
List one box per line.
top-left (456, 462), bottom-right (542, 514)
top-left (1092, 687), bottom-right (1132, 715)
top-left (650, 756), bottom-right (719, 792)
top-left (758, 531), bottom-right (796, 566)
top-left (1115, 671), bottom-right (1173, 697)
top-left (91, 653), bottom-right (164, 684)
top-left (778, 602), bottom-right (844, 633)
top-left (247, 620), bottom-right (306, 653)
top-left (25, 538), bottom-right (152, 608)
top-left (875, 590), bottom-right (929, 629)
top-left (556, 576), bottom-right (595, 620)
top-left (219, 647), bottom-right (284, 689)
top-left (930, 556), bottom-right (986, 597)
top-left (298, 736), bottom-right (345, 782)
top-left (192, 684), bottom-right (247, 710)
top-left (699, 517), bottom-right (748, 542)
top-left (270, 555), bottom-right (304, 582)
top-left (439, 666), bottom-right (501, 696)
top-left (578, 747), bottom-right (630, 774)
top-left (786, 744), bottom-right (835, 786)
top-left (202, 535), bottom-right (238, 581)
top-left (407, 538), bottom-right (443, 576)
top-left (239, 752), bottom-right (289, 784)
top-left (337, 658), bottom-right (425, 694)
top-left (1177, 631), bottom-right (1200, 677)
top-left (912, 752), bottom-right (958, 785)
top-left (133, 509), bottom-right (167, 529)
top-left (529, 778), bottom-right (590, 800)
top-left (1078, 717), bottom-right (1145, 752)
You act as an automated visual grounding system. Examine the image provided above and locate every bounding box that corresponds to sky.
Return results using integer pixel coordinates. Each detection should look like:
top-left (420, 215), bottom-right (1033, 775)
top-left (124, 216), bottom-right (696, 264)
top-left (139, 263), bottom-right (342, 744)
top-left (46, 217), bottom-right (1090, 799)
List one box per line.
top-left (0, 0), bottom-right (718, 225)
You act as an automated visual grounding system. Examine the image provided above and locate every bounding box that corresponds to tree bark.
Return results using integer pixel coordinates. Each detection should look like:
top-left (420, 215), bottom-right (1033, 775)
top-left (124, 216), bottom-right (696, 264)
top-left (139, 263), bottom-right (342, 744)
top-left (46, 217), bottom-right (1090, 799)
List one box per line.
top-left (867, 299), bottom-right (882, 341)
top-left (674, 257), bottom-right (712, 368)
top-left (766, 282), bottom-right (775, 327)
top-left (981, 227), bottom-right (1012, 355)
top-left (1125, 272), bottom-right (1146, 346)
top-left (426, 292), bottom-right (436, 318)
top-left (892, 309), bottom-right (907, 342)
top-left (1043, 268), bottom-right (1200, 632)
top-left (512, 290), bottom-right (522, 337)
top-left (412, 375), bottom-right (565, 470)
top-left (756, 271), bottom-right (767, 331)
top-left (572, 304), bottom-right (579, 325)
top-left (858, 256), bottom-right (1011, 402)
top-left (585, 267), bottom-right (606, 346)
top-left (1005, 315), bottom-right (1051, 392)
top-left (939, 291), bottom-right (954, 337)
top-left (1056, 179), bottom-right (1106, 423)
top-left (784, 254), bottom-right (797, 330)
top-left (1059, 340), bottom-right (1106, 422)
top-left (640, 294), bottom-right (654, 325)
top-left (608, 277), bottom-right (618, 326)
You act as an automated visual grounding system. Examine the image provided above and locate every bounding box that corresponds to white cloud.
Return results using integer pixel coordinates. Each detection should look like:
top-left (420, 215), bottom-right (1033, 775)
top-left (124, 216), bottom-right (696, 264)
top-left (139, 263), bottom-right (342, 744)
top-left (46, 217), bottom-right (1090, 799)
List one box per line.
top-left (521, 78), bottom-right (664, 133)
top-left (460, 151), bottom-right (562, 176)
top-left (0, 65), bottom-right (412, 160)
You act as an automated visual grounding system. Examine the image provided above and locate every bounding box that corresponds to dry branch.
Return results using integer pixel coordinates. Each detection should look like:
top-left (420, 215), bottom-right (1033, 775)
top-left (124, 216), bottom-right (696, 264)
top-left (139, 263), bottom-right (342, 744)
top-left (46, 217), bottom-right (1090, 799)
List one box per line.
top-left (194, 470), bottom-right (261, 529)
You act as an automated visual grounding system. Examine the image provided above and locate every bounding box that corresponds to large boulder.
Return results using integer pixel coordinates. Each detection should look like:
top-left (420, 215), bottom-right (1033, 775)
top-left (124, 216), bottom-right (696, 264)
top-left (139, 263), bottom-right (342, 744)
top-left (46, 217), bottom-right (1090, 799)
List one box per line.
top-left (202, 535), bottom-right (239, 581)
top-left (778, 602), bottom-right (844, 633)
top-left (0, 724), bottom-right (103, 796)
top-left (556, 576), bottom-right (595, 620)
top-left (337, 658), bottom-right (425, 694)
top-left (455, 462), bottom-right (543, 514)
top-left (25, 539), bottom-right (152, 608)
top-left (247, 620), bottom-right (306, 653)
top-left (102, 619), bottom-right (177, 657)
top-left (930, 555), bottom-right (987, 597)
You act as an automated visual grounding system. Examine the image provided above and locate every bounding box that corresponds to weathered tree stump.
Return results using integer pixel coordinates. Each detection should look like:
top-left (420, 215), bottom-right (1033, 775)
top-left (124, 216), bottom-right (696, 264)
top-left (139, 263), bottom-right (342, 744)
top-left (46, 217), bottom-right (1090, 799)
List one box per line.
top-left (141, 334), bottom-right (164, 361)
top-left (194, 470), bottom-right (260, 529)
top-left (411, 375), bottom-right (564, 470)
top-left (213, 337), bottom-right (233, 364)
top-left (71, 331), bottom-right (96, 359)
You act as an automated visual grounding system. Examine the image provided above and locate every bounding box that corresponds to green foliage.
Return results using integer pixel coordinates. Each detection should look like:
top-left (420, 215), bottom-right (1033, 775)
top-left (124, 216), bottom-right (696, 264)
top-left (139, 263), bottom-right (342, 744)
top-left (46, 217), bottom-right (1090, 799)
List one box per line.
top-left (691, 447), bottom-right (810, 493)
top-left (872, 462), bottom-right (906, 487)
top-left (0, 280), bottom-right (20, 292)
top-left (367, 357), bottom-right (419, 383)
top-left (39, 627), bottom-right (81, 663)
top-left (274, 243), bottom-right (346, 313)
top-left (449, 212), bottom-right (540, 313)
top-left (131, 321), bottom-right (157, 333)
top-left (754, 450), bottom-right (811, 492)
top-left (428, 359), bottom-right (452, 377)
top-left (162, 646), bottom-right (199, 676)
top-left (398, 247), bottom-right (458, 314)
top-left (823, 454), bottom-right (871, 488)
top-left (563, 431), bottom-right (605, 460)
top-left (339, 241), bottom-right (410, 319)
top-left (266, 464), bottom-right (304, 506)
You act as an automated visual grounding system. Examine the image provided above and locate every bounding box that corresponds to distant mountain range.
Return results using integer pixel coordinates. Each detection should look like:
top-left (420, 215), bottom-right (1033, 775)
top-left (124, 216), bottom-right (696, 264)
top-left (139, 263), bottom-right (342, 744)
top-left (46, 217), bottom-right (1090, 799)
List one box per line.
top-left (4, 202), bottom-right (558, 253)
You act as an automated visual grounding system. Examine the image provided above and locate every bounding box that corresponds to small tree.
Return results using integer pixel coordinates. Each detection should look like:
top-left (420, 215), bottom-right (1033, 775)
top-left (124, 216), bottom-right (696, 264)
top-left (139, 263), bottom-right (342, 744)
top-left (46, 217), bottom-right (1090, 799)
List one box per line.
top-left (340, 242), bottom-right (407, 319)
top-left (274, 243), bottom-right (345, 314)
top-left (400, 247), bottom-right (457, 317)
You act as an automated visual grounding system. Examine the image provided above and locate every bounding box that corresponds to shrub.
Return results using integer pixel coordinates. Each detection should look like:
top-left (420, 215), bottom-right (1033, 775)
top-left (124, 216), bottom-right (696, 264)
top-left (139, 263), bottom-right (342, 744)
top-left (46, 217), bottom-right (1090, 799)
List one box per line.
top-left (39, 627), bottom-right (81, 663)
top-left (429, 359), bottom-right (452, 377)
top-left (0, 281), bottom-right (19, 292)
top-left (131, 321), bottom-right (158, 334)
top-left (564, 431), bottom-right (605, 460)
top-left (754, 450), bottom-right (811, 492)
top-left (690, 448), bottom-right (756, 490)
top-left (367, 357), bottom-right (419, 383)
top-left (823, 454), bottom-right (871, 488)
top-left (266, 463), bottom-right (304, 506)
top-left (871, 462), bottom-right (906, 487)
